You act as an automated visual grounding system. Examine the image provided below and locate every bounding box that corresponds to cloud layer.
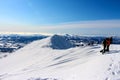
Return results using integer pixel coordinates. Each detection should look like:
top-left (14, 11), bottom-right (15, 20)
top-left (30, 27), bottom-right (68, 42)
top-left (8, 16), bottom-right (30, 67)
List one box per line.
top-left (0, 20), bottom-right (120, 35)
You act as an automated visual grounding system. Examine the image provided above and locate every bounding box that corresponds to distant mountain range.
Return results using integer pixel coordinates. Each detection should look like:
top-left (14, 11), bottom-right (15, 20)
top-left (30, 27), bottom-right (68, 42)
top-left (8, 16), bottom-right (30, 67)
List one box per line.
top-left (0, 34), bottom-right (120, 53)
top-left (64, 34), bottom-right (120, 45)
top-left (0, 34), bottom-right (47, 53)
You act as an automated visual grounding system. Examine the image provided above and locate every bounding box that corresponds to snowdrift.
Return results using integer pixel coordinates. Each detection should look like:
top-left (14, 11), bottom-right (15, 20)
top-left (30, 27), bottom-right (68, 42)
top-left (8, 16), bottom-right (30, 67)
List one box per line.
top-left (0, 35), bottom-right (120, 80)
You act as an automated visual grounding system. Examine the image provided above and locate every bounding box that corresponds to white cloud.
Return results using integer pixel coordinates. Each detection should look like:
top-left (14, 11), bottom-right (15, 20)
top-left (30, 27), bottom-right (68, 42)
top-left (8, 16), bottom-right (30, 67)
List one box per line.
top-left (0, 20), bottom-right (120, 35)
top-left (44, 20), bottom-right (120, 29)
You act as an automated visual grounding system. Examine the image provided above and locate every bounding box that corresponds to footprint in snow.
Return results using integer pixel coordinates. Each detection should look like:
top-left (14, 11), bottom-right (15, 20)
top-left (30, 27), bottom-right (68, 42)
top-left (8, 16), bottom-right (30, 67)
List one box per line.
top-left (105, 77), bottom-right (109, 80)
top-left (109, 64), bottom-right (113, 67)
top-left (112, 72), bottom-right (116, 75)
top-left (116, 71), bottom-right (120, 74)
top-left (107, 68), bottom-right (111, 71)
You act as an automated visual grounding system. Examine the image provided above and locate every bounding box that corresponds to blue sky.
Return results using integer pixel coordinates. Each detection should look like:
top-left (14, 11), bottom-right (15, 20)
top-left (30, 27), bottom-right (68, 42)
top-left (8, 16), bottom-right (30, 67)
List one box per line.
top-left (0, 0), bottom-right (120, 35)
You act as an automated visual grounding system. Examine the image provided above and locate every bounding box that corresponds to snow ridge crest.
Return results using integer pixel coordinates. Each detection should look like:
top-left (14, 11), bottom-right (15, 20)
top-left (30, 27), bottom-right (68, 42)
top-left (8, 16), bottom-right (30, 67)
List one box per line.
top-left (45, 34), bottom-right (74, 49)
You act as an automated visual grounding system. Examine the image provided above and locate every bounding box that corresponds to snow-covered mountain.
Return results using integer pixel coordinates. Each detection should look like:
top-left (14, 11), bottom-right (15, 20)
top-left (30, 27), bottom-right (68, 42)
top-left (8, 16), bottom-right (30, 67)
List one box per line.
top-left (0, 34), bottom-right (47, 53)
top-left (0, 35), bottom-right (120, 80)
top-left (0, 34), bottom-right (120, 54)
top-left (0, 34), bottom-right (47, 59)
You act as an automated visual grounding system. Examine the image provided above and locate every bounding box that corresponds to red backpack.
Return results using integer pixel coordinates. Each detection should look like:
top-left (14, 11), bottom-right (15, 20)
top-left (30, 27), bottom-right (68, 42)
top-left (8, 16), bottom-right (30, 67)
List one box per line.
top-left (106, 39), bottom-right (110, 46)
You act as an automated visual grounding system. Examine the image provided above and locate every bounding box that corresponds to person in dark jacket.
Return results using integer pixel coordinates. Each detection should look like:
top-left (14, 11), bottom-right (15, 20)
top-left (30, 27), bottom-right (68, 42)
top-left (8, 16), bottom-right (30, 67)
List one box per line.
top-left (101, 37), bottom-right (112, 54)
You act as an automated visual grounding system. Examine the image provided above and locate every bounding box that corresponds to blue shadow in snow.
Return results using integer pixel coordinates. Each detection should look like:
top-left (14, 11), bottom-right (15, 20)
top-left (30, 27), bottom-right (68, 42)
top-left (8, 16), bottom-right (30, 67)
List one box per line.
top-left (106, 50), bottom-right (120, 54)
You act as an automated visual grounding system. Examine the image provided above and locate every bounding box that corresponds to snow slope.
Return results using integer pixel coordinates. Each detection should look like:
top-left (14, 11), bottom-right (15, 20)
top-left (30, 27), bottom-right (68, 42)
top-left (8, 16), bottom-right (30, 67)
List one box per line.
top-left (0, 35), bottom-right (120, 80)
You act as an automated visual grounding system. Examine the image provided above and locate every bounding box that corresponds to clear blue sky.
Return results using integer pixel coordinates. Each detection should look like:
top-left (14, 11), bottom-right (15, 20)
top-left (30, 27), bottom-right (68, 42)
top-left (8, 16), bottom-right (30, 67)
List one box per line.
top-left (0, 0), bottom-right (120, 35)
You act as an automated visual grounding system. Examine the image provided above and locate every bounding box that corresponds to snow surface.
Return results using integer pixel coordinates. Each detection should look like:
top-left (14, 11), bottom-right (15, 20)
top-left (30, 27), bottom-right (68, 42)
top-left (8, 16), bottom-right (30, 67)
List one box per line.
top-left (0, 35), bottom-right (120, 80)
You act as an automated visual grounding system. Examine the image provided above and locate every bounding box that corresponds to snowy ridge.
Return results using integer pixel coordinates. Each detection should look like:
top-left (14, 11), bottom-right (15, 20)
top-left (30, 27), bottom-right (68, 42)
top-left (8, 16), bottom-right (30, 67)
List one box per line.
top-left (24, 34), bottom-right (74, 49)
top-left (0, 35), bottom-right (120, 80)
top-left (0, 34), bottom-right (46, 53)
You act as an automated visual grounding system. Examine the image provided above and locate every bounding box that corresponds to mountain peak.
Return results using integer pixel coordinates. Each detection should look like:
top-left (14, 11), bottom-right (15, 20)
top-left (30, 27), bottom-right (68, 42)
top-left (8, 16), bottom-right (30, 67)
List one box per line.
top-left (49, 35), bottom-right (74, 49)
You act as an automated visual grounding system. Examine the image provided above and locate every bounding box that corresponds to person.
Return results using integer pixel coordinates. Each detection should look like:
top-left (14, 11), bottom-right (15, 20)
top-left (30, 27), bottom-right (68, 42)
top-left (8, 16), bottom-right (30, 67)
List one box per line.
top-left (101, 37), bottom-right (112, 54)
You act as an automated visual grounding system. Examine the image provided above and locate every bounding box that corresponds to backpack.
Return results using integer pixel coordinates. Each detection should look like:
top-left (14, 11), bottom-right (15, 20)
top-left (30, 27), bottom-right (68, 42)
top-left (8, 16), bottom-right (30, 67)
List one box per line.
top-left (106, 39), bottom-right (110, 46)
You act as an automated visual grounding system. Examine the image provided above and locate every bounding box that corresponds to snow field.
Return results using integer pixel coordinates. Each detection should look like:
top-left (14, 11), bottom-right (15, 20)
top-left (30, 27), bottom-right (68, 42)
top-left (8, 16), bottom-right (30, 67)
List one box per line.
top-left (0, 35), bottom-right (120, 80)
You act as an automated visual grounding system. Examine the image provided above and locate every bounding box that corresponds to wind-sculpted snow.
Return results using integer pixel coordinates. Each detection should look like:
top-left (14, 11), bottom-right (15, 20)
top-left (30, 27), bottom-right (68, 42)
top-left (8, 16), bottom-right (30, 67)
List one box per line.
top-left (0, 35), bottom-right (120, 80)
top-left (50, 35), bottom-right (75, 49)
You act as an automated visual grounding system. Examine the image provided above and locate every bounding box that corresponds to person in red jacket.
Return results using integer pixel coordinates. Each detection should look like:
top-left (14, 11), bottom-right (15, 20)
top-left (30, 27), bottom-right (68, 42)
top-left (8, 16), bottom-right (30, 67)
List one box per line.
top-left (106, 37), bottom-right (111, 51)
top-left (101, 37), bottom-right (112, 54)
